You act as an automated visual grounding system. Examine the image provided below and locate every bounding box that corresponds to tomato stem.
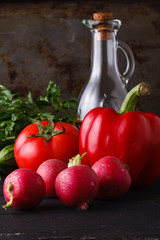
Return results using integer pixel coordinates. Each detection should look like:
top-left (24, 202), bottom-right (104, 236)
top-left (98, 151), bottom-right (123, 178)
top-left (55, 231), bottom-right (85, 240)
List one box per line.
top-left (27, 119), bottom-right (65, 143)
top-left (118, 82), bottom-right (151, 114)
top-left (2, 182), bottom-right (14, 210)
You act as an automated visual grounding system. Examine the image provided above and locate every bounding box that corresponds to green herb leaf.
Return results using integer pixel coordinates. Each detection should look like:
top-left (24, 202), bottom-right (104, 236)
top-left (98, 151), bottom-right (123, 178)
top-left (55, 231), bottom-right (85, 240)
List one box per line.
top-left (0, 144), bottom-right (18, 174)
top-left (0, 81), bottom-right (78, 160)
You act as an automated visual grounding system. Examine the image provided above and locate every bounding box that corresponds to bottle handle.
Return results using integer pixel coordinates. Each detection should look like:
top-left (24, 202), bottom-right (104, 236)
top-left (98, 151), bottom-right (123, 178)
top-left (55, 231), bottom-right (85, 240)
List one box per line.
top-left (117, 40), bottom-right (135, 85)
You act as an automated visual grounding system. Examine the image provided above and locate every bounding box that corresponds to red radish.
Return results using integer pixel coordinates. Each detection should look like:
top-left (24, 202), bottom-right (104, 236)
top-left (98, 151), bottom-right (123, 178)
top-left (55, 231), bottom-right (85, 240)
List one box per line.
top-left (37, 159), bottom-right (67, 197)
top-left (3, 168), bottom-right (46, 210)
top-left (55, 153), bottom-right (99, 210)
top-left (92, 156), bottom-right (131, 200)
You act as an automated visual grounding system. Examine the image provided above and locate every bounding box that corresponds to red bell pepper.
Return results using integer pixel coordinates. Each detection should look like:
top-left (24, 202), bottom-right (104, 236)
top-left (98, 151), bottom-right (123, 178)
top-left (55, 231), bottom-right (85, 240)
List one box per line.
top-left (79, 82), bottom-right (160, 188)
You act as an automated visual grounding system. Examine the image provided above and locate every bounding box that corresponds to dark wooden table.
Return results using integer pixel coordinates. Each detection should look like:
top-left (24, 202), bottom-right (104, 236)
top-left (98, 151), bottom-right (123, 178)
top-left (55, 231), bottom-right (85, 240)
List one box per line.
top-left (0, 174), bottom-right (160, 240)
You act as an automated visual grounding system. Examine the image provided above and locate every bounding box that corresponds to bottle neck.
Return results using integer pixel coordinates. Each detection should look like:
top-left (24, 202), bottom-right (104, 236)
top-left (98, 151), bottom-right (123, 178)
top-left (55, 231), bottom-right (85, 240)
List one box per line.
top-left (90, 29), bottom-right (118, 78)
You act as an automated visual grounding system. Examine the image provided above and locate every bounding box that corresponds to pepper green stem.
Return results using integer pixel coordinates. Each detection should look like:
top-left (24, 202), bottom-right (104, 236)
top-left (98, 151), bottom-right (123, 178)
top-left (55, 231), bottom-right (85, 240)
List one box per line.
top-left (118, 82), bottom-right (151, 114)
top-left (2, 182), bottom-right (14, 210)
top-left (27, 119), bottom-right (65, 143)
top-left (68, 152), bottom-right (87, 167)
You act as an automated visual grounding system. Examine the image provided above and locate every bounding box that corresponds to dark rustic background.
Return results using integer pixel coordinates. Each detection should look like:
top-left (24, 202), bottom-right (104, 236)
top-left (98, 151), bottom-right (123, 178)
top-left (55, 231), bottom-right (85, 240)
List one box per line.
top-left (0, 0), bottom-right (159, 115)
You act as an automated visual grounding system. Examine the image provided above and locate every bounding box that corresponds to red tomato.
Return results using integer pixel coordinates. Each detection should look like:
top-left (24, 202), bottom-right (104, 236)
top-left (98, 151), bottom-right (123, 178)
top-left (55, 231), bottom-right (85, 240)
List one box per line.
top-left (14, 120), bottom-right (79, 171)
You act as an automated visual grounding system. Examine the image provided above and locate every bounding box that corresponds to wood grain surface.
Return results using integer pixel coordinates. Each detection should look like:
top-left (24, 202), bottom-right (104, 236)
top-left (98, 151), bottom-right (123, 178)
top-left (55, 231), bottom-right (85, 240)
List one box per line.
top-left (0, 175), bottom-right (160, 240)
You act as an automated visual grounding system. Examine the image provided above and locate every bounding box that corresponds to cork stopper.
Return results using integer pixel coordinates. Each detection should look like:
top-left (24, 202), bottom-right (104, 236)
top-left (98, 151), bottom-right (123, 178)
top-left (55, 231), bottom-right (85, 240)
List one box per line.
top-left (93, 12), bottom-right (114, 40)
top-left (93, 12), bottom-right (113, 20)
